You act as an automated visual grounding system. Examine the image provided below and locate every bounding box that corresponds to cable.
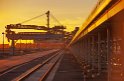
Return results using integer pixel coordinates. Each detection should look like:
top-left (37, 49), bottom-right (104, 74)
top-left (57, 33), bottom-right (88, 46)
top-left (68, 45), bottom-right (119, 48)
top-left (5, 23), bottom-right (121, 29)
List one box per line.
top-left (50, 13), bottom-right (62, 26)
top-left (19, 11), bottom-right (64, 27)
top-left (20, 13), bottom-right (45, 24)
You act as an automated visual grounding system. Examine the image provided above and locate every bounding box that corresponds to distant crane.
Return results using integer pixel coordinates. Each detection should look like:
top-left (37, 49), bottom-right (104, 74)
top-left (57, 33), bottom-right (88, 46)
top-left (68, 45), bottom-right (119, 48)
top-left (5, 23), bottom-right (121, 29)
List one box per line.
top-left (5, 11), bottom-right (70, 55)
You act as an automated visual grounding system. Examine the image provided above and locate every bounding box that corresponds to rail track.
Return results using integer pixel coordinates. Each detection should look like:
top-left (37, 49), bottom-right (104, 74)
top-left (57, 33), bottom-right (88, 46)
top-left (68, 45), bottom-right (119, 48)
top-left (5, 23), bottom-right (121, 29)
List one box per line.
top-left (0, 50), bottom-right (62, 81)
top-left (12, 51), bottom-right (63, 81)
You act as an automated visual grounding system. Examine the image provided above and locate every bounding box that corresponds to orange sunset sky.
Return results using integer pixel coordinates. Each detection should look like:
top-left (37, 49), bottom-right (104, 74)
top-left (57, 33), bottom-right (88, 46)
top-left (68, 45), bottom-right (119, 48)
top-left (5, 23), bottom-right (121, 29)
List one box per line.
top-left (0, 0), bottom-right (98, 44)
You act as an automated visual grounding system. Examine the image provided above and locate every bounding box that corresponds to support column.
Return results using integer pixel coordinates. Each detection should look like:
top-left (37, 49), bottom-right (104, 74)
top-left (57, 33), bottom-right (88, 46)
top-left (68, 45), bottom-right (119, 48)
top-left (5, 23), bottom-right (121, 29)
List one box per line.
top-left (97, 32), bottom-right (101, 75)
top-left (107, 28), bottom-right (110, 81)
top-left (10, 39), bottom-right (15, 55)
top-left (91, 35), bottom-right (95, 70)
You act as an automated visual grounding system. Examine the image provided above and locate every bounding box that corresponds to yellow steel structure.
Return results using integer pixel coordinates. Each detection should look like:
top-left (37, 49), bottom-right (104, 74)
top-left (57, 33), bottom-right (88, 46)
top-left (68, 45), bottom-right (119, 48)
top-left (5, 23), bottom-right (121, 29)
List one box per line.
top-left (69, 0), bottom-right (123, 45)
